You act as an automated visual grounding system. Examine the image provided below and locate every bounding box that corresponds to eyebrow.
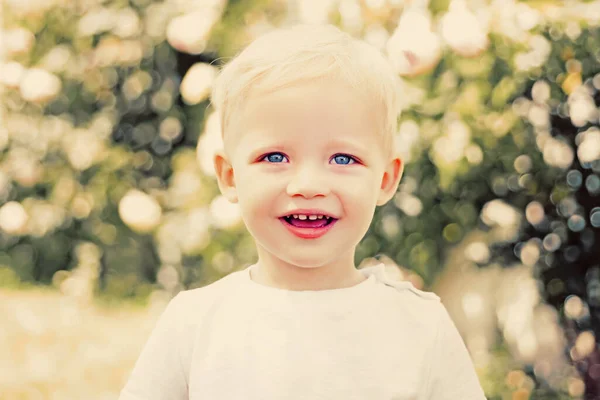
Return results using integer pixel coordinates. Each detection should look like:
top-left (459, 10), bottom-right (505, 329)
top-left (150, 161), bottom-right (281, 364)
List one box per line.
top-left (325, 138), bottom-right (368, 153)
top-left (248, 139), bottom-right (368, 158)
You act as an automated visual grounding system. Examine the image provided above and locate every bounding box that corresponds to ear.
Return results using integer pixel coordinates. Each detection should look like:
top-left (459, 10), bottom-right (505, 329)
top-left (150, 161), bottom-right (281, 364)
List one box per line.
top-left (376, 156), bottom-right (404, 206)
top-left (213, 149), bottom-right (238, 203)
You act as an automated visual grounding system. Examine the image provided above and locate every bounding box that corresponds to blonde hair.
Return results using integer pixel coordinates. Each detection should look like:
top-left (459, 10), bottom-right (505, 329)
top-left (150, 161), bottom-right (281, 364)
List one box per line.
top-left (210, 24), bottom-right (401, 158)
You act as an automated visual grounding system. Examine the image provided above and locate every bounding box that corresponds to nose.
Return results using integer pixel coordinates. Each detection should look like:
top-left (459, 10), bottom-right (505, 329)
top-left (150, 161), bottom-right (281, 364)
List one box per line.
top-left (286, 163), bottom-right (330, 198)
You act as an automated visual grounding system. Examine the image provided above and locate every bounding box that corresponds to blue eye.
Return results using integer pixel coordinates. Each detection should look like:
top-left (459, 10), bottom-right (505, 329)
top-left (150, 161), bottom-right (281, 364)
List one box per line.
top-left (262, 153), bottom-right (288, 163)
top-left (332, 154), bottom-right (357, 165)
top-left (260, 152), bottom-right (358, 165)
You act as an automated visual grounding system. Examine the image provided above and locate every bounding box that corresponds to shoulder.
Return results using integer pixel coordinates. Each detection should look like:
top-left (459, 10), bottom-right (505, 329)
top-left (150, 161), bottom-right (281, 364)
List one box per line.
top-left (384, 280), bottom-right (444, 323)
top-left (361, 264), bottom-right (445, 327)
top-left (361, 263), bottom-right (441, 302)
top-left (359, 264), bottom-right (447, 342)
top-left (384, 280), bottom-right (441, 302)
top-left (179, 268), bottom-right (242, 298)
top-left (169, 269), bottom-right (244, 318)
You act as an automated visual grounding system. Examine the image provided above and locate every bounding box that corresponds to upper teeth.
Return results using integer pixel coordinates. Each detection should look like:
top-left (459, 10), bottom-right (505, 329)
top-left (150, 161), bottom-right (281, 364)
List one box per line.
top-left (291, 214), bottom-right (329, 220)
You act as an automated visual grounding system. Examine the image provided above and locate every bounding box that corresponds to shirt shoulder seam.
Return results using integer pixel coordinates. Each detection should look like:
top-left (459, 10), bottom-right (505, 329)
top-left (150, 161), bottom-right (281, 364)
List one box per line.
top-left (364, 264), bottom-right (441, 301)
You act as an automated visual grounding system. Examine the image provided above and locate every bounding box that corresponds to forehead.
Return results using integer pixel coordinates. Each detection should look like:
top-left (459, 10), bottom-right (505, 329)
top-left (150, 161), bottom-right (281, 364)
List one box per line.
top-left (226, 80), bottom-right (381, 152)
top-left (248, 80), bottom-right (367, 119)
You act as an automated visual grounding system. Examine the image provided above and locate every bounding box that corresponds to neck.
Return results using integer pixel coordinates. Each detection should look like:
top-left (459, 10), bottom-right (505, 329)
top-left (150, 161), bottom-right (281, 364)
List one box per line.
top-left (250, 246), bottom-right (366, 291)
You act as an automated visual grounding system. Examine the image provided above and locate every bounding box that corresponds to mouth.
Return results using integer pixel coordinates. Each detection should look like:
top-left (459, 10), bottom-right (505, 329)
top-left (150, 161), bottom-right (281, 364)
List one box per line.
top-left (278, 215), bottom-right (339, 239)
top-left (280, 215), bottom-right (337, 228)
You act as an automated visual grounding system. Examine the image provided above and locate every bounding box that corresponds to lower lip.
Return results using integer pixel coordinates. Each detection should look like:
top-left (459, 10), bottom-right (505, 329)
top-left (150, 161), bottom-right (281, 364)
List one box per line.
top-left (278, 217), bottom-right (338, 239)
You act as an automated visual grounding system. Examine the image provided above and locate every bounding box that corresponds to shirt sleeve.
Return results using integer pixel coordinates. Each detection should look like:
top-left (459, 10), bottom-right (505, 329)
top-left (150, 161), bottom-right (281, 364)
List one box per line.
top-left (424, 303), bottom-right (487, 400)
top-left (119, 292), bottom-right (189, 400)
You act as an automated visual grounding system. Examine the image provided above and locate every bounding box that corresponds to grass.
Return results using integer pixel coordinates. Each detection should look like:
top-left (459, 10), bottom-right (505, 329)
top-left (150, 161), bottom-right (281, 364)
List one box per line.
top-left (0, 287), bottom-right (168, 400)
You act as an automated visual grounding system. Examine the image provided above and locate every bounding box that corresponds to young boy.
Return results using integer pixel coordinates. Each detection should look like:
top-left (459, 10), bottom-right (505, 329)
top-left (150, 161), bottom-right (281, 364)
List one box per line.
top-left (119, 24), bottom-right (487, 400)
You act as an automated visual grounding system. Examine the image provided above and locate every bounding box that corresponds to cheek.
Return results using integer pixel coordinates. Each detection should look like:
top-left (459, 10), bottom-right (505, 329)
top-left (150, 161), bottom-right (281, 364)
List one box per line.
top-left (340, 171), bottom-right (379, 197)
top-left (236, 179), bottom-right (276, 213)
top-left (344, 193), bottom-right (378, 218)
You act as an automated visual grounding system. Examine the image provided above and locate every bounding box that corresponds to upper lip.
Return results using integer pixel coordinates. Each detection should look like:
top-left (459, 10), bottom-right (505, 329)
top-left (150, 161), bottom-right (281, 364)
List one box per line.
top-left (279, 209), bottom-right (339, 219)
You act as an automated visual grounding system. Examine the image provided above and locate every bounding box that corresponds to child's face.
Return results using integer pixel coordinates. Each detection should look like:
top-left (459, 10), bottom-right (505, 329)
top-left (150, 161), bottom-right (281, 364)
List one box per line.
top-left (214, 79), bottom-right (403, 270)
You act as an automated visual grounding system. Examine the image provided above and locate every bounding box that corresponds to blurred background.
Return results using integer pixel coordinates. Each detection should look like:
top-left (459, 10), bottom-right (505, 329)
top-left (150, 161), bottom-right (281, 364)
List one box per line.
top-left (1, 0), bottom-right (600, 398)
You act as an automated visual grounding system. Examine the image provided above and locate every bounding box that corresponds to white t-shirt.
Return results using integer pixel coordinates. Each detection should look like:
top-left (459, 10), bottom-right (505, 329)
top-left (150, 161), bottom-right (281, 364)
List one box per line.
top-left (119, 263), bottom-right (487, 400)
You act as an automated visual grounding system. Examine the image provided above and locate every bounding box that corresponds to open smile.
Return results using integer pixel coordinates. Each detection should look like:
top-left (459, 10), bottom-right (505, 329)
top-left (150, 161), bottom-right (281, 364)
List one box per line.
top-left (278, 216), bottom-right (339, 239)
